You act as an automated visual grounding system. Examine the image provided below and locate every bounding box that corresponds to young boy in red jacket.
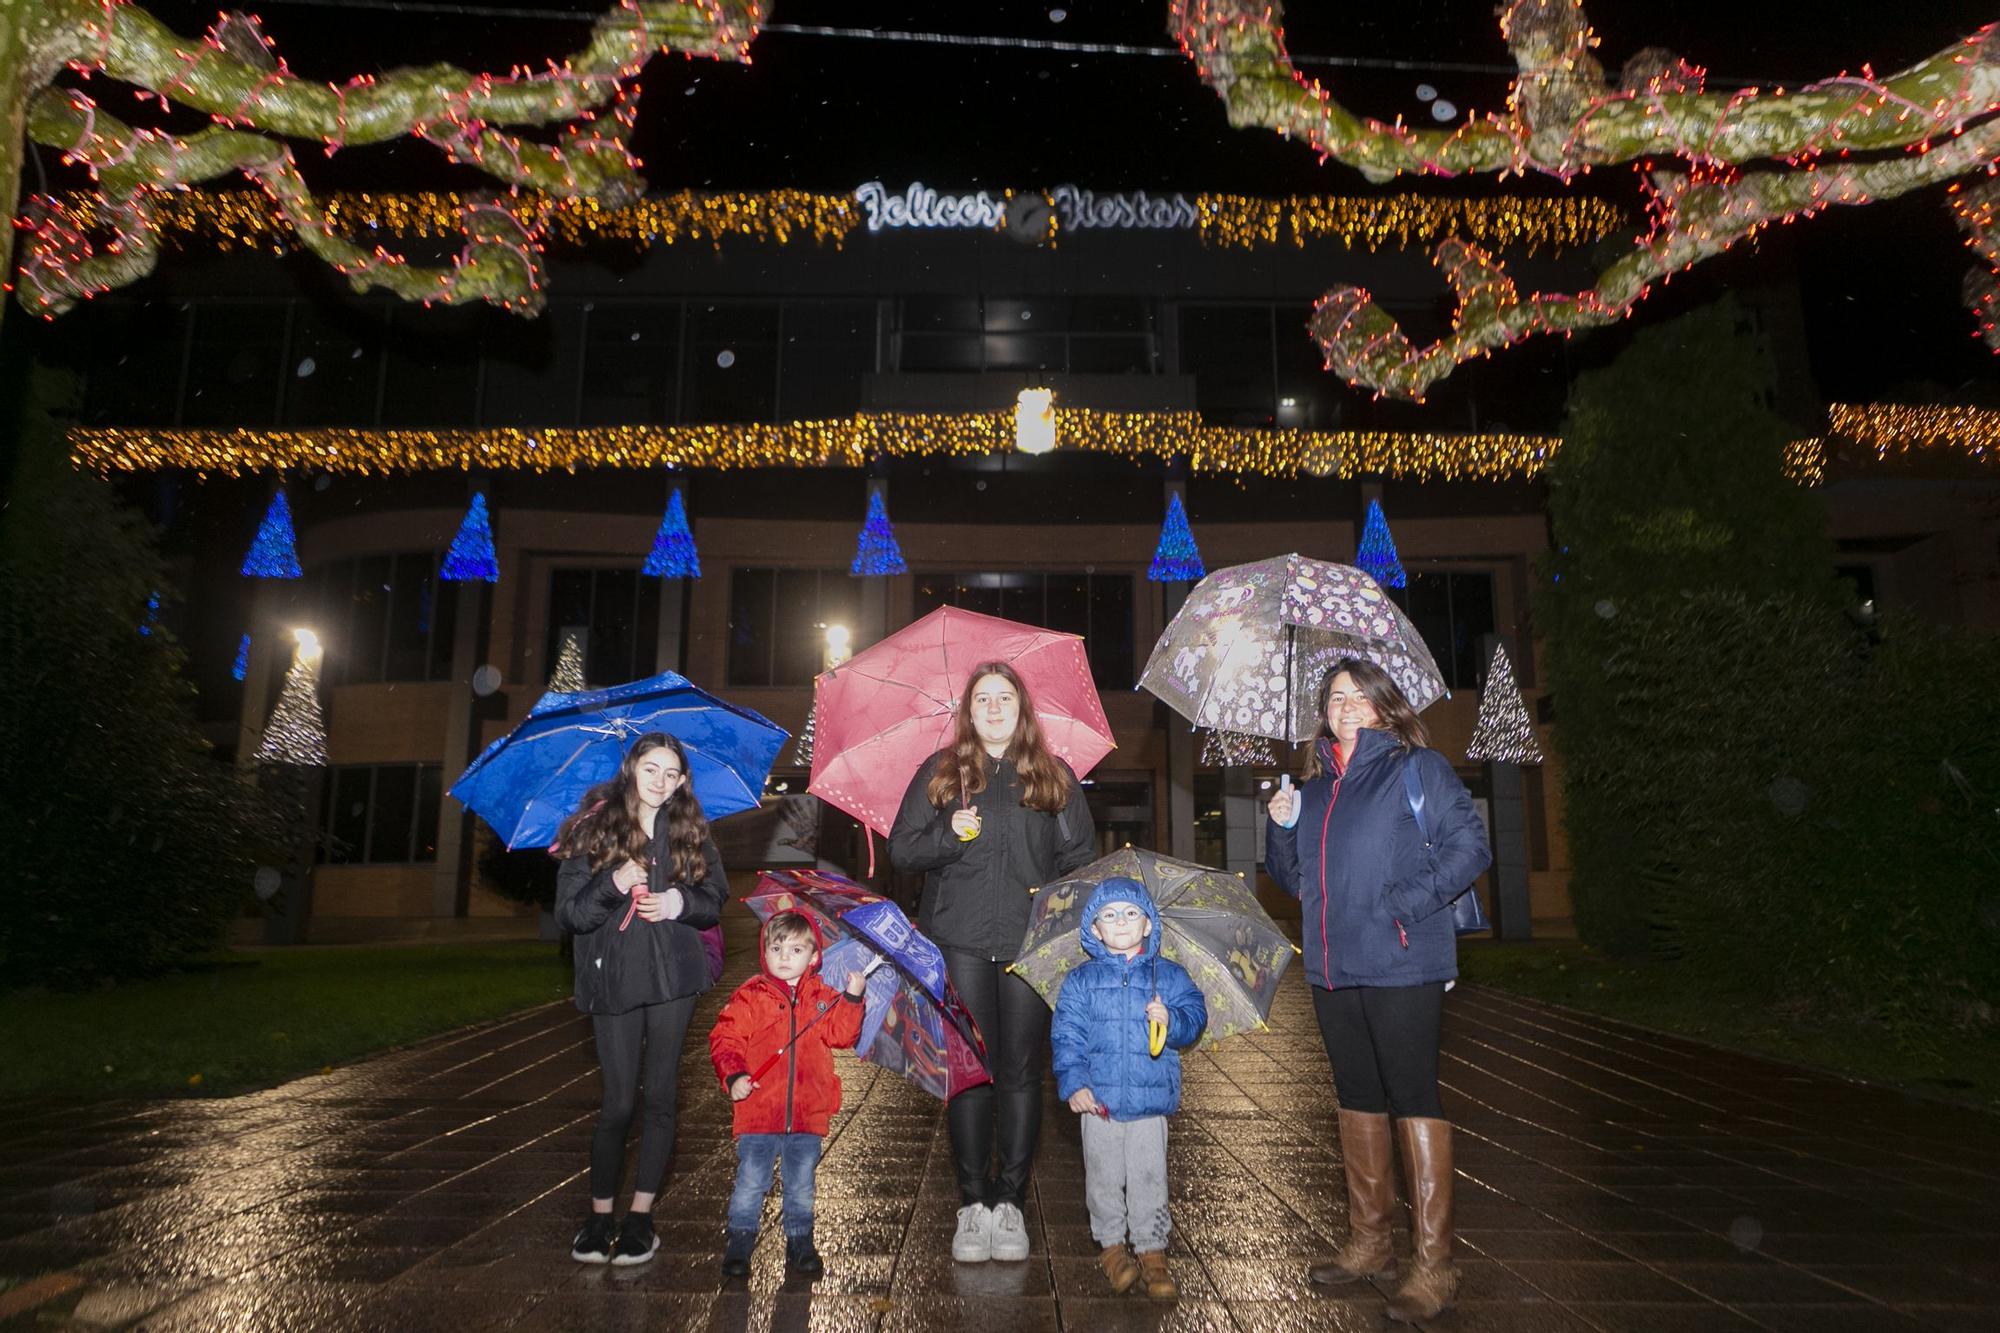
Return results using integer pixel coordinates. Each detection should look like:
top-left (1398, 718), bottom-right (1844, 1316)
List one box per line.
top-left (708, 910), bottom-right (866, 1277)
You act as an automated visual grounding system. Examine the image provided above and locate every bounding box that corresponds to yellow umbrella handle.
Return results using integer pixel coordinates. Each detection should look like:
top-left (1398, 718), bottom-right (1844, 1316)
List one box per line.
top-left (1148, 1019), bottom-right (1167, 1058)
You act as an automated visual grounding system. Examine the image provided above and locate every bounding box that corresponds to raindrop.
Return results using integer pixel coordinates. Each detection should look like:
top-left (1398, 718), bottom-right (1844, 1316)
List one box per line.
top-left (629, 331), bottom-right (641, 342)
top-left (716, 349), bottom-right (736, 369)
top-left (1593, 599), bottom-right (1617, 619)
top-left (1415, 83), bottom-right (1437, 102)
top-left (1432, 99), bottom-right (1458, 121)
top-left (1728, 1215), bottom-right (1764, 1253)
top-left (472, 664), bottom-right (504, 697)
top-left (1049, 7), bottom-right (1067, 20)
top-left (253, 866), bottom-right (283, 901)
top-left (1767, 776), bottom-right (1810, 818)
top-left (295, 357), bottom-right (317, 377)
top-left (349, 347), bottom-right (363, 359)
top-left (313, 474), bottom-right (331, 492)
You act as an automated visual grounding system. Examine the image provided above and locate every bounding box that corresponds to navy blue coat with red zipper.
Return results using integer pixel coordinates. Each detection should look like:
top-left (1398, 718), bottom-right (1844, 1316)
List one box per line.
top-left (1264, 728), bottom-right (1491, 990)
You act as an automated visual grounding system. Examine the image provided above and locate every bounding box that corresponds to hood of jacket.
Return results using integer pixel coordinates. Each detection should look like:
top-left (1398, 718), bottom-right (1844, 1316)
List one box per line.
top-left (1079, 876), bottom-right (1163, 965)
top-left (757, 909), bottom-right (829, 984)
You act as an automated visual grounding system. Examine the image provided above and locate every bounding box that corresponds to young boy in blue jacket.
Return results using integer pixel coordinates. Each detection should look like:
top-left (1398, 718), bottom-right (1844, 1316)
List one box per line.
top-left (1050, 877), bottom-right (1207, 1300)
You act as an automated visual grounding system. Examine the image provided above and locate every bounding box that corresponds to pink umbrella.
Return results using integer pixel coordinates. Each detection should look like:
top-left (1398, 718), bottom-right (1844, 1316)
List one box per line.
top-left (809, 606), bottom-right (1116, 840)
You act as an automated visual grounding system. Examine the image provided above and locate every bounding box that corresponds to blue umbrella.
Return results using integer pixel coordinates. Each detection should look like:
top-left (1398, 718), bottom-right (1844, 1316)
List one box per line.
top-left (451, 670), bottom-right (788, 849)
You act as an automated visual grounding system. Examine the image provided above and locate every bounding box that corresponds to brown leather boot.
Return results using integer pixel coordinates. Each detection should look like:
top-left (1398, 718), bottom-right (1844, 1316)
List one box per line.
top-left (1309, 1109), bottom-right (1398, 1286)
top-left (1385, 1117), bottom-right (1459, 1324)
top-left (1098, 1243), bottom-right (1140, 1294)
top-left (1136, 1248), bottom-right (1177, 1300)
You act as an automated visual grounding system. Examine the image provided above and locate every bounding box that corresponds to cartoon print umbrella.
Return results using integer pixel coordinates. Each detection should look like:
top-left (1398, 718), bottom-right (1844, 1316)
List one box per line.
top-left (1012, 847), bottom-right (1297, 1047)
top-left (808, 605), bottom-right (1115, 839)
top-left (1138, 553), bottom-right (1447, 744)
top-left (451, 670), bottom-right (787, 849)
top-left (743, 869), bottom-right (991, 1100)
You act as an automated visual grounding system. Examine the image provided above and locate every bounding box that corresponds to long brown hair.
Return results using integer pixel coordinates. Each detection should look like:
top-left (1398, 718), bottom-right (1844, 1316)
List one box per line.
top-left (925, 660), bottom-right (1073, 813)
top-left (1302, 657), bottom-right (1430, 779)
top-left (554, 732), bottom-right (710, 882)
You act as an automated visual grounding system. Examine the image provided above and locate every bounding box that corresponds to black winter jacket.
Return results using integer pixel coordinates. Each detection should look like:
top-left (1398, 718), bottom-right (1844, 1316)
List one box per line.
top-left (555, 834), bottom-right (727, 1015)
top-left (888, 749), bottom-right (1096, 961)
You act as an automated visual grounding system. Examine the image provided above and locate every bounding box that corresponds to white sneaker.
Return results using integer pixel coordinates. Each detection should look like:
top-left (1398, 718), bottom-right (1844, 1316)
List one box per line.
top-left (989, 1201), bottom-right (1030, 1261)
top-left (952, 1203), bottom-right (993, 1262)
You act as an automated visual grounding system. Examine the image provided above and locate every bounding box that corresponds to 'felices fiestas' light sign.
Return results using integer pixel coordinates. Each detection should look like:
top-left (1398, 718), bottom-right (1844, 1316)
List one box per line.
top-left (853, 182), bottom-right (1199, 240)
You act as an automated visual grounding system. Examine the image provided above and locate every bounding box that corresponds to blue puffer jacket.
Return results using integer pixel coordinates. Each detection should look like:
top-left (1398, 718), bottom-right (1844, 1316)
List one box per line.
top-left (1266, 728), bottom-right (1491, 990)
top-left (1049, 879), bottom-right (1209, 1121)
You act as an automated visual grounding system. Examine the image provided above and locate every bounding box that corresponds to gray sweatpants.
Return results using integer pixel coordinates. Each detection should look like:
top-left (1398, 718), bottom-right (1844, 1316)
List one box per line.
top-left (1080, 1112), bottom-right (1171, 1253)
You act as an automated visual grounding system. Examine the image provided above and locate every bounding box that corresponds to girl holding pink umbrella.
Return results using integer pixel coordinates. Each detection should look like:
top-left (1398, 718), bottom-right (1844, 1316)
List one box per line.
top-left (889, 661), bottom-right (1096, 1263)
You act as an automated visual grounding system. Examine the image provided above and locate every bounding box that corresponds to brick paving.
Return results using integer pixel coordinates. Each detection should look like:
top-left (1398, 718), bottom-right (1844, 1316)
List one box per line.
top-left (3, 905), bottom-right (1998, 1331)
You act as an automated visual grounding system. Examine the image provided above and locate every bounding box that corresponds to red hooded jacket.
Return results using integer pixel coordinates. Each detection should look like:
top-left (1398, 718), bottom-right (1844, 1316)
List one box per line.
top-left (707, 916), bottom-right (865, 1136)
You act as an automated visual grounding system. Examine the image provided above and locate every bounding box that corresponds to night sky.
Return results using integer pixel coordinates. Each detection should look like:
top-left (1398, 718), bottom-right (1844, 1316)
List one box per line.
top-left (109, 1), bottom-right (2000, 400)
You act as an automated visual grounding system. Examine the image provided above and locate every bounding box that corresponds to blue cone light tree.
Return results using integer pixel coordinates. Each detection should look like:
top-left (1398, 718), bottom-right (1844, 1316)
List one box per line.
top-left (1148, 492), bottom-right (1205, 582)
top-left (442, 493), bottom-right (500, 582)
top-left (241, 490), bottom-right (303, 579)
top-left (1356, 498), bottom-right (1407, 589)
top-left (850, 492), bottom-right (907, 577)
top-left (643, 490), bottom-right (702, 579)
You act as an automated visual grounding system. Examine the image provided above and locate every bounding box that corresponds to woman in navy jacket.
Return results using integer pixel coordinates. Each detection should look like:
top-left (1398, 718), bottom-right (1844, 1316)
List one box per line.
top-left (1265, 658), bottom-right (1491, 1324)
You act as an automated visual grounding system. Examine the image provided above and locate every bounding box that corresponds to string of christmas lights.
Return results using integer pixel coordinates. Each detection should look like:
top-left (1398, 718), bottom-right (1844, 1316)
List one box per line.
top-left (1170, 0), bottom-right (2000, 400)
top-left (9, 0), bottom-right (765, 320)
top-left (35, 187), bottom-right (1625, 257)
top-left (1825, 402), bottom-right (2000, 465)
top-left (69, 410), bottom-right (1565, 482)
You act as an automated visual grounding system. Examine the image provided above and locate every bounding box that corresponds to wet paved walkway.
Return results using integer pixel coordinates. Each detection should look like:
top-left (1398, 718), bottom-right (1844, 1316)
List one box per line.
top-left (4, 913), bottom-right (1999, 1331)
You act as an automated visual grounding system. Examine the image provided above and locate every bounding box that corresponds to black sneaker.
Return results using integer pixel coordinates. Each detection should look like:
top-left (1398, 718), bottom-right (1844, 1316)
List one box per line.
top-left (571, 1213), bottom-right (616, 1264)
top-left (785, 1231), bottom-right (823, 1276)
top-left (721, 1228), bottom-right (758, 1277)
top-left (610, 1211), bottom-right (659, 1266)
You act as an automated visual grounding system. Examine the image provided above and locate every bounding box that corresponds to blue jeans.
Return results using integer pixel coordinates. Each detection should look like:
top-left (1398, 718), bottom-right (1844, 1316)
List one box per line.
top-left (728, 1132), bottom-right (823, 1237)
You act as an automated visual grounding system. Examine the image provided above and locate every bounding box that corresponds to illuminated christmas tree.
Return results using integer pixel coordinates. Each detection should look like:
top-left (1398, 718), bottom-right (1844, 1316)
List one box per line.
top-left (442, 494), bottom-right (499, 582)
top-left (3, 2), bottom-right (765, 332)
top-left (256, 642), bottom-right (328, 767)
top-left (1355, 499), bottom-right (1407, 589)
top-left (791, 704), bottom-right (816, 769)
top-left (643, 490), bottom-right (701, 579)
top-left (1201, 729), bottom-right (1275, 767)
top-left (1148, 493), bottom-right (1205, 582)
top-left (1466, 644), bottom-right (1543, 765)
top-left (241, 491), bottom-right (303, 579)
top-left (849, 492), bottom-right (907, 577)
top-left (1172, 0), bottom-right (2000, 399)
top-left (548, 630), bottom-right (588, 693)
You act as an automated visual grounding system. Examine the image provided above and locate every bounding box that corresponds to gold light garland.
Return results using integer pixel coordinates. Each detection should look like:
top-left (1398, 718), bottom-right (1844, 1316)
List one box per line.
top-left (71, 410), bottom-right (1560, 481)
top-left (1825, 403), bottom-right (2000, 465)
top-left (50, 188), bottom-right (1623, 257)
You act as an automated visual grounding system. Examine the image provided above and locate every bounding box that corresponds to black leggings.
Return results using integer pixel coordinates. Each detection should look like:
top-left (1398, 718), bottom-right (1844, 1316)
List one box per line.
top-left (1311, 983), bottom-right (1447, 1119)
top-left (944, 949), bottom-right (1050, 1208)
top-left (588, 995), bottom-right (698, 1201)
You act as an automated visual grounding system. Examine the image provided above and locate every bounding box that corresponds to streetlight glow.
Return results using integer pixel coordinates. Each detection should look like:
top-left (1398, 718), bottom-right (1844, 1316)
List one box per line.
top-left (292, 627), bottom-right (322, 663)
top-left (1014, 387), bottom-right (1056, 454)
top-left (823, 623), bottom-right (852, 669)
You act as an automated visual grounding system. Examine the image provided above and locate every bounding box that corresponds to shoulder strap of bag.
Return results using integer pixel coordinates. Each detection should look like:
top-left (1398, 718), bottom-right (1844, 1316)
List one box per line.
top-left (1403, 759), bottom-right (1429, 845)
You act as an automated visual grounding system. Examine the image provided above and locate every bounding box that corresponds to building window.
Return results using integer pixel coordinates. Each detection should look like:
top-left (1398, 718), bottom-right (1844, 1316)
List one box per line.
top-left (894, 296), bottom-right (1157, 375)
top-left (911, 571), bottom-right (1135, 689)
top-left (685, 302), bottom-right (780, 423)
top-left (780, 300), bottom-right (876, 420)
top-left (727, 568), bottom-right (861, 687)
top-left (284, 301), bottom-right (386, 427)
top-left (1178, 303), bottom-right (1276, 426)
top-left (1389, 570), bottom-right (1497, 691)
top-left (545, 568), bottom-right (661, 688)
top-left (182, 302), bottom-right (287, 427)
top-left (320, 764), bottom-right (444, 864)
top-left (580, 302), bottom-right (680, 425)
top-left (310, 552), bottom-right (457, 685)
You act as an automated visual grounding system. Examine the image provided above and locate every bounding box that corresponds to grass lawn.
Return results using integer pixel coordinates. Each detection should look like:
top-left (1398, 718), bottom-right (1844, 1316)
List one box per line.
top-left (0, 941), bottom-right (572, 1101)
top-left (1459, 939), bottom-right (2000, 1112)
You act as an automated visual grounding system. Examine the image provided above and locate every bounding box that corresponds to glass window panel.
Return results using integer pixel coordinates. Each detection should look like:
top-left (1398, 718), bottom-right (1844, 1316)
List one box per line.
top-left (1086, 574), bottom-right (1134, 689)
top-left (780, 300), bottom-right (874, 421)
top-left (586, 569), bottom-right (639, 685)
top-left (545, 567), bottom-right (595, 684)
top-left (1068, 336), bottom-right (1154, 374)
top-left (1179, 305), bottom-right (1275, 426)
top-left (481, 304), bottom-right (582, 426)
top-left (322, 767), bottom-right (371, 864)
top-left (728, 568), bottom-right (776, 686)
top-left (1070, 297), bottom-right (1151, 333)
top-left (426, 578), bottom-right (458, 679)
top-left (983, 297), bottom-right (1067, 332)
top-left (773, 569), bottom-right (823, 685)
top-left (897, 334), bottom-right (982, 372)
top-left (685, 303), bottom-right (779, 423)
top-left (632, 576), bottom-right (662, 679)
top-left (72, 301), bottom-right (190, 425)
top-left (381, 306), bottom-right (480, 425)
top-left (1447, 572), bottom-right (1495, 689)
top-left (581, 303), bottom-right (679, 425)
top-left (1274, 305), bottom-right (1347, 430)
top-left (955, 581), bottom-right (1003, 618)
top-left (414, 765), bottom-right (443, 862)
top-left (284, 302), bottom-right (385, 426)
top-left (182, 303), bottom-right (286, 427)
top-left (902, 296), bottom-right (980, 332)
top-left (1044, 574), bottom-right (1090, 639)
top-left (982, 334), bottom-right (1065, 371)
top-left (911, 576), bottom-right (951, 620)
top-left (368, 765), bottom-right (418, 863)
top-left (345, 554), bottom-right (392, 684)
top-left (996, 574), bottom-right (1045, 628)
top-left (817, 573), bottom-right (862, 648)
top-left (382, 553), bottom-right (435, 682)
